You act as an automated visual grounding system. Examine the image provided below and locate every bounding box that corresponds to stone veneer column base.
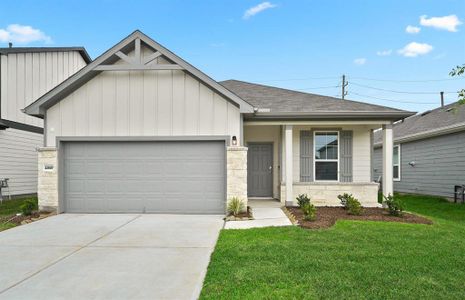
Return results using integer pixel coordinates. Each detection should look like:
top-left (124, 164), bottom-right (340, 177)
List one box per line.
top-left (226, 146), bottom-right (248, 212)
top-left (38, 147), bottom-right (58, 212)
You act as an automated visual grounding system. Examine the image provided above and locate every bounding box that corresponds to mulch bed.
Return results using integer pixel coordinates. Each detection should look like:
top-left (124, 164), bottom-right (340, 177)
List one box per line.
top-left (0, 211), bottom-right (55, 226)
top-left (285, 206), bottom-right (432, 229)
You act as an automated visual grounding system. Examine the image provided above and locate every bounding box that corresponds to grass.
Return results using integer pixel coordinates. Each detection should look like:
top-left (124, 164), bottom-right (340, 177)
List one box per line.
top-left (201, 194), bottom-right (465, 299)
top-left (0, 196), bottom-right (38, 232)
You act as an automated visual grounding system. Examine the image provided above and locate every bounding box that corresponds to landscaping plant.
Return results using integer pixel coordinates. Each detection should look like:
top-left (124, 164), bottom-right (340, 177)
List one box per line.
top-left (20, 199), bottom-right (38, 216)
top-left (338, 193), bottom-right (351, 209)
top-left (296, 194), bottom-right (311, 208)
top-left (227, 197), bottom-right (245, 216)
top-left (301, 203), bottom-right (317, 221)
top-left (383, 194), bottom-right (404, 216)
top-left (346, 196), bottom-right (363, 215)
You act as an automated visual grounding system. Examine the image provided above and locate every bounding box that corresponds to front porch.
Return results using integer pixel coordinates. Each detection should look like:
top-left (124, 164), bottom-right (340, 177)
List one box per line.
top-left (243, 121), bottom-right (394, 207)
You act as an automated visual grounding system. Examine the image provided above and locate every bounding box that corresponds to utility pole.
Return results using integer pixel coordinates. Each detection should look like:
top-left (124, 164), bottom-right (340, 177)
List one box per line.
top-left (440, 91), bottom-right (444, 107)
top-left (341, 74), bottom-right (348, 99)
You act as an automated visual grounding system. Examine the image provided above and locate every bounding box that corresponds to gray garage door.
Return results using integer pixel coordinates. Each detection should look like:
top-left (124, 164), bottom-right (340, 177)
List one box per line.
top-left (62, 141), bottom-right (225, 214)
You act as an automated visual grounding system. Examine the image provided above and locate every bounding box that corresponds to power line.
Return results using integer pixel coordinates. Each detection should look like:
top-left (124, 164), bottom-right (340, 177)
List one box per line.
top-left (349, 91), bottom-right (439, 104)
top-left (256, 76), bottom-right (339, 83)
top-left (349, 76), bottom-right (465, 83)
top-left (350, 82), bottom-right (457, 95)
top-left (294, 85), bottom-right (340, 91)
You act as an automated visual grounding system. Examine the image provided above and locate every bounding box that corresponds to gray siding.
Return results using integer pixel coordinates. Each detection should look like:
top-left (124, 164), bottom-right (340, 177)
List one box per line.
top-left (373, 130), bottom-right (465, 198)
top-left (0, 51), bottom-right (86, 127)
top-left (46, 70), bottom-right (241, 147)
top-left (0, 128), bottom-right (42, 196)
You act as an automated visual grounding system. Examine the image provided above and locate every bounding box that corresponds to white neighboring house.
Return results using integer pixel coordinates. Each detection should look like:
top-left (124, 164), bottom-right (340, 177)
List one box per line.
top-left (0, 46), bottom-right (90, 198)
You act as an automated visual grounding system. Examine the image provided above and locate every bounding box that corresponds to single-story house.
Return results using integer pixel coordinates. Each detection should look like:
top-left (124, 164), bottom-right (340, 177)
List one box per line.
top-left (0, 46), bottom-right (89, 198)
top-left (373, 101), bottom-right (465, 199)
top-left (23, 30), bottom-right (414, 214)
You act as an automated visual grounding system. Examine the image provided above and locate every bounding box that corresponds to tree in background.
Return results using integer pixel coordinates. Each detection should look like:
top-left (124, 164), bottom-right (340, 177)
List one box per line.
top-left (450, 64), bottom-right (465, 105)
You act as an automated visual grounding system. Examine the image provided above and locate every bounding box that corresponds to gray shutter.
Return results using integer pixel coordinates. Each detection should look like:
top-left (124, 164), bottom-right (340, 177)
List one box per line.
top-left (300, 130), bottom-right (313, 182)
top-left (340, 130), bottom-right (353, 182)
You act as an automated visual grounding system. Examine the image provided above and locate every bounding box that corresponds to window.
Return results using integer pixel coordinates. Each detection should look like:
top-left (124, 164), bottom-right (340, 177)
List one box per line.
top-left (314, 132), bottom-right (339, 181)
top-left (393, 145), bottom-right (400, 181)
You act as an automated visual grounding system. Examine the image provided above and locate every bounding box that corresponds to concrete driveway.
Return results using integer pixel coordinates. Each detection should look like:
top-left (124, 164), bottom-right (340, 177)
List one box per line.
top-left (0, 214), bottom-right (224, 300)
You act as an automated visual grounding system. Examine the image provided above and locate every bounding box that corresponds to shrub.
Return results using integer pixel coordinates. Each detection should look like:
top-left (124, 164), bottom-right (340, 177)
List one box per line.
top-left (227, 197), bottom-right (245, 216)
top-left (302, 203), bottom-right (317, 221)
top-left (296, 194), bottom-right (311, 208)
top-left (346, 196), bottom-right (363, 215)
top-left (20, 199), bottom-right (38, 216)
top-left (338, 193), bottom-right (351, 209)
top-left (383, 194), bottom-right (404, 216)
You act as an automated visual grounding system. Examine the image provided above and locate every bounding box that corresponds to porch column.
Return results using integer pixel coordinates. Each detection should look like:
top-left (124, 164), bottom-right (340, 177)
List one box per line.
top-left (382, 124), bottom-right (393, 198)
top-left (285, 125), bottom-right (293, 206)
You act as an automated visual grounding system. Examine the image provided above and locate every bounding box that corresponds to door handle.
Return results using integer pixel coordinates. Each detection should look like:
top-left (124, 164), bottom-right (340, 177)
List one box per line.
top-left (269, 166), bottom-right (273, 170)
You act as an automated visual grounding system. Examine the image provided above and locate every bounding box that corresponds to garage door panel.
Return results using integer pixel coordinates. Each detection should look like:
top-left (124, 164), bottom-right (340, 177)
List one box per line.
top-left (63, 141), bottom-right (225, 213)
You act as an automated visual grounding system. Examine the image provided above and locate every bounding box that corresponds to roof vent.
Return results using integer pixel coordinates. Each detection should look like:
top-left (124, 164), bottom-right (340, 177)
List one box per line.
top-left (420, 110), bottom-right (431, 116)
top-left (8, 42), bottom-right (12, 48)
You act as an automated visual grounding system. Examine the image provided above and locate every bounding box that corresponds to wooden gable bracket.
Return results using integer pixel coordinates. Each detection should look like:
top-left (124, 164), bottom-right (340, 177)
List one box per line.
top-left (94, 38), bottom-right (184, 71)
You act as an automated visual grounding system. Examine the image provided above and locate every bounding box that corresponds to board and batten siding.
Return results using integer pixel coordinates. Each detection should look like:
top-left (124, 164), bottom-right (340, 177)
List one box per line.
top-left (0, 128), bottom-right (42, 196)
top-left (0, 51), bottom-right (87, 127)
top-left (291, 125), bottom-right (372, 182)
top-left (45, 70), bottom-right (241, 146)
top-left (373, 130), bottom-right (465, 198)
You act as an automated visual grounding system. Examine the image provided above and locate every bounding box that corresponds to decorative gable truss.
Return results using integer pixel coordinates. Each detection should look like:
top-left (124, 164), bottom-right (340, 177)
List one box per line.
top-left (94, 38), bottom-right (184, 71)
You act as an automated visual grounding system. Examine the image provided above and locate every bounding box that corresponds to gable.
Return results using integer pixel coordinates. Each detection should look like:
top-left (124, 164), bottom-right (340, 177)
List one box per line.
top-left (24, 30), bottom-right (253, 117)
top-left (45, 68), bottom-right (241, 146)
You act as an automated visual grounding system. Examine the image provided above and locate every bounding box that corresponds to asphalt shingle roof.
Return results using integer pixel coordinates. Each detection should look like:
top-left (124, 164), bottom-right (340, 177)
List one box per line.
top-left (374, 101), bottom-right (465, 144)
top-left (220, 79), bottom-right (410, 114)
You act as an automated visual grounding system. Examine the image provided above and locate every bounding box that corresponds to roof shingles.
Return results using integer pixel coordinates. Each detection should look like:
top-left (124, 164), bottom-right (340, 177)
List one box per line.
top-left (220, 79), bottom-right (410, 114)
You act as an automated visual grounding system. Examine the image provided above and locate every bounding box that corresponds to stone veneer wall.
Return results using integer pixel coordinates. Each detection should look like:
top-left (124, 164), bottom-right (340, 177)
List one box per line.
top-left (226, 146), bottom-right (248, 211)
top-left (37, 148), bottom-right (59, 212)
top-left (280, 182), bottom-right (379, 207)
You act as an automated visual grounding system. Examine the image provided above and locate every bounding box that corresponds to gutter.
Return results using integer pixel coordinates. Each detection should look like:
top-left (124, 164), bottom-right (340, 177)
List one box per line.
top-left (244, 110), bottom-right (415, 121)
top-left (374, 122), bottom-right (465, 147)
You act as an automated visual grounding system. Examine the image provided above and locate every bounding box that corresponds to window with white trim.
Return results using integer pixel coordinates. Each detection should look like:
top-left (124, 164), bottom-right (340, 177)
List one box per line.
top-left (314, 131), bottom-right (339, 181)
top-left (393, 145), bottom-right (400, 181)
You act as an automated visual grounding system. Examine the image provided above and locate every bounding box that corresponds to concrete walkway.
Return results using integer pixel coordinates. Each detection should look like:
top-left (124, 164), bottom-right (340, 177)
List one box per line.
top-left (225, 199), bottom-right (293, 229)
top-left (0, 214), bottom-right (224, 300)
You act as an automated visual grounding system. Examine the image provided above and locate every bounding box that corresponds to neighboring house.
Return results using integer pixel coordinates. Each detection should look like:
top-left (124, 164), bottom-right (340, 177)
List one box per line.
top-left (373, 102), bottom-right (465, 199)
top-left (0, 46), bottom-right (90, 197)
top-left (23, 31), bottom-right (414, 213)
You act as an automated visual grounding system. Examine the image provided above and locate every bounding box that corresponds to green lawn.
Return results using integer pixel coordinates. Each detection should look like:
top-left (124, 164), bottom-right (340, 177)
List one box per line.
top-left (201, 194), bottom-right (465, 299)
top-left (0, 196), bottom-right (38, 232)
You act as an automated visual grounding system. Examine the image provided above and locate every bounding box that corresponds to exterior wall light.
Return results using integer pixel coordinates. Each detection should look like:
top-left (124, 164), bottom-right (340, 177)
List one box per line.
top-left (408, 161), bottom-right (416, 167)
top-left (232, 136), bottom-right (237, 146)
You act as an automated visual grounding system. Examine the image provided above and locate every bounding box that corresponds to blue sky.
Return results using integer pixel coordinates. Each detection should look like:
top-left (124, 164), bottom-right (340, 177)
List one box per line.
top-left (0, 0), bottom-right (464, 112)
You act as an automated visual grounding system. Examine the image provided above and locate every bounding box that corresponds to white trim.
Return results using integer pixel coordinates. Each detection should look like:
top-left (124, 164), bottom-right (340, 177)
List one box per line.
top-left (313, 131), bottom-right (339, 182)
top-left (393, 144), bottom-right (401, 181)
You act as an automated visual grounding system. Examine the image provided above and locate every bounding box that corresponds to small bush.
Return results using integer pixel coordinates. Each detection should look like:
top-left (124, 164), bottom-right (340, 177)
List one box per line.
top-left (383, 194), bottom-right (404, 216)
top-left (20, 199), bottom-right (38, 216)
top-left (296, 194), bottom-right (311, 208)
top-left (302, 203), bottom-right (317, 221)
top-left (346, 197), bottom-right (363, 215)
top-left (227, 197), bottom-right (245, 216)
top-left (338, 193), bottom-right (351, 209)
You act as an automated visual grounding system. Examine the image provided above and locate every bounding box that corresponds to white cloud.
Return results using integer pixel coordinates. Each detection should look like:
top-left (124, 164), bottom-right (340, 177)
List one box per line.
top-left (398, 42), bottom-right (433, 57)
top-left (376, 49), bottom-right (392, 56)
top-left (354, 58), bottom-right (367, 65)
top-left (0, 24), bottom-right (52, 44)
top-left (405, 25), bottom-right (421, 34)
top-left (420, 15), bottom-right (462, 32)
top-left (243, 2), bottom-right (277, 19)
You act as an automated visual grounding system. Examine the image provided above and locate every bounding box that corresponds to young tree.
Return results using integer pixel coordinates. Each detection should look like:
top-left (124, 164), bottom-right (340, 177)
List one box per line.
top-left (450, 64), bottom-right (465, 105)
